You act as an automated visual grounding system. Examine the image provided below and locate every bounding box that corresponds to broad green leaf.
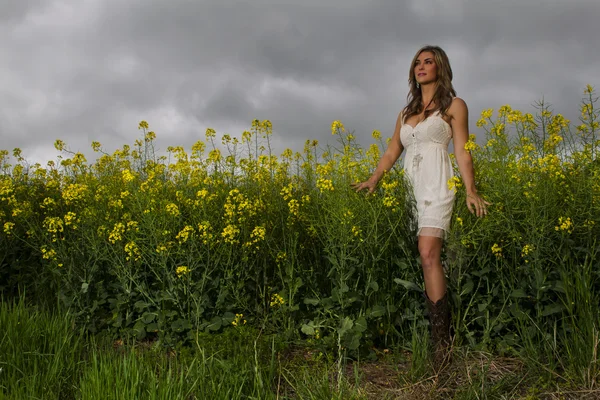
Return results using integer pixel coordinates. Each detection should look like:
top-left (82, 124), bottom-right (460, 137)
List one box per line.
top-left (354, 316), bottom-right (367, 332)
top-left (510, 289), bottom-right (528, 298)
top-left (460, 280), bottom-right (474, 296)
top-left (369, 305), bottom-right (386, 318)
top-left (541, 304), bottom-right (564, 316)
top-left (206, 316), bottom-right (222, 331)
top-left (304, 298), bottom-right (320, 306)
top-left (393, 279), bottom-right (421, 291)
top-left (338, 316), bottom-right (354, 336)
top-left (301, 323), bottom-right (315, 335)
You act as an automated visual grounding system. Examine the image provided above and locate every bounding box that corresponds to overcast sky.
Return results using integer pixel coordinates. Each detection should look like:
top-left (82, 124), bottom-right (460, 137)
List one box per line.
top-left (1, 0), bottom-right (599, 166)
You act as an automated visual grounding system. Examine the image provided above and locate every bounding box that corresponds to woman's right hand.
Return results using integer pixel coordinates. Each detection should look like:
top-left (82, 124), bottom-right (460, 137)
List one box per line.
top-left (351, 179), bottom-right (377, 194)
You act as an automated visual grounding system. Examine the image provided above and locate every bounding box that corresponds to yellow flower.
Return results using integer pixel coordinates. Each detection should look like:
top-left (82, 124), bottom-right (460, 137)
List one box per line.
top-left (232, 313), bottom-right (246, 327)
top-left (521, 244), bottom-right (534, 258)
top-left (43, 217), bottom-right (64, 234)
top-left (176, 225), bottom-right (194, 244)
top-left (555, 217), bottom-right (573, 234)
top-left (125, 241), bottom-right (141, 261)
top-left (176, 266), bottom-right (189, 277)
top-left (491, 243), bottom-right (502, 259)
top-left (371, 130), bottom-right (381, 140)
top-left (205, 128), bottom-right (216, 139)
top-left (63, 212), bottom-right (79, 229)
top-left (455, 217), bottom-right (463, 227)
top-left (331, 120), bottom-right (345, 135)
top-left (166, 203), bottom-right (180, 217)
top-left (270, 293), bottom-right (285, 307)
top-left (108, 222), bottom-right (125, 244)
top-left (316, 178), bottom-right (334, 192)
top-left (3, 222), bottom-right (15, 235)
top-left (447, 176), bottom-right (462, 193)
top-left (122, 169), bottom-right (136, 183)
top-left (41, 246), bottom-right (57, 261)
top-left (221, 224), bottom-right (240, 244)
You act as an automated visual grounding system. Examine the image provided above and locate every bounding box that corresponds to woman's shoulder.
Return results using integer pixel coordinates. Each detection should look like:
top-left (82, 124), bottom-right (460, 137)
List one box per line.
top-left (448, 97), bottom-right (468, 115)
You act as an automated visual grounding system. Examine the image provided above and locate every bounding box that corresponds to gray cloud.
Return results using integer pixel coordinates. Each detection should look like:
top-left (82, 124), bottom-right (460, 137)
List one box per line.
top-left (1, 0), bottom-right (599, 165)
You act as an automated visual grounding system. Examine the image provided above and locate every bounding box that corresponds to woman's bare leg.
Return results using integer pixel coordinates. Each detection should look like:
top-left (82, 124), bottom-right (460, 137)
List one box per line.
top-left (418, 235), bottom-right (446, 302)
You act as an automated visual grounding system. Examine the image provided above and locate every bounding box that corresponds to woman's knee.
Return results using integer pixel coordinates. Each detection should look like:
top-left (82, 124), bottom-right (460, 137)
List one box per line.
top-left (418, 239), bottom-right (442, 268)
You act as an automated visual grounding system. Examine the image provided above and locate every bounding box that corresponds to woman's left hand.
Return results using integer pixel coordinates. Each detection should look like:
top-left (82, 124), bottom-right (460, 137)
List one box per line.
top-left (466, 192), bottom-right (490, 217)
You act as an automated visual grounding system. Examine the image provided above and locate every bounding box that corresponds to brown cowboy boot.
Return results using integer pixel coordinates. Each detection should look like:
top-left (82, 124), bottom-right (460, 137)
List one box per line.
top-left (425, 291), bottom-right (452, 368)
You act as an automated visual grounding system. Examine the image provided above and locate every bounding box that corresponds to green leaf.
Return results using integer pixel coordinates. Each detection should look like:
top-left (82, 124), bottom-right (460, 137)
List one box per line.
top-left (206, 316), bottom-right (222, 332)
top-left (460, 279), bottom-right (474, 296)
top-left (510, 289), bottom-right (527, 298)
top-left (338, 317), bottom-right (354, 336)
top-left (368, 281), bottom-right (379, 292)
top-left (142, 312), bottom-right (156, 324)
top-left (354, 316), bottom-right (367, 333)
top-left (393, 279), bottom-right (421, 292)
top-left (369, 305), bottom-right (386, 318)
top-left (541, 304), bottom-right (564, 316)
top-left (301, 323), bottom-right (315, 335)
top-left (222, 312), bottom-right (235, 324)
top-left (81, 282), bottom-right (89, 294)
top-left (346, 332), bottom-right (362, 350)
top-left (304, 298), bottom-right (320, 306)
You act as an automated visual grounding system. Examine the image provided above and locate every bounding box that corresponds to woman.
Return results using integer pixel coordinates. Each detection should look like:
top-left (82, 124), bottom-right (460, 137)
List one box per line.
top-left (352, 45), bottom-right (489, 365)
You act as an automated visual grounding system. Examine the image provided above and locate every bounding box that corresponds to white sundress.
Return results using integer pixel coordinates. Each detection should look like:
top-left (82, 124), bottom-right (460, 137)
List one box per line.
top-left (400, 110), bottom-right (455, 239)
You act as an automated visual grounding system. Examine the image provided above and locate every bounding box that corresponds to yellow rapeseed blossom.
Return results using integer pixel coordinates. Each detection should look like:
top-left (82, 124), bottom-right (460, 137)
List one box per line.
top-left (222, 224), bottom-right (240, 244)
top-left (43, 217), bottom-right (64, 234)
top-left (176, 266), bottom-right (189, 277)
top-left (331, 120), bottom-right (345, 135)
top-left (176, 225), bottom-right (194, 244)
top-left (250, 225), bottom-right (266, 243)
top-left (124, 241), bottom-right (141, 261)
top-left (316, 178), bottom-right (334, 192)
top-left (464, 134), bottom-right (478, 153)
top-left (122, 169), bottom-right (136, 183)
top-left (447, 176), bottom-right (462, 193)
top-left (270, 293), bottom-right (285, 307)
top-left (108, 222), bottom-right (125, 244)
top-left (54, 139), bottom-right (65, 151)
top-left (476, 108), bottom-right (493, 127)
top-left (205, 128), bottom-right (216, 139)
top-left (371, 130), bottom-right (381, 139)
top-left (521, 244), bottom-right (534, 258)
top-left (491, 243), bottom-right (503, 259)
top-left (197, 221), bottom-right (213, 245)
top-left (3, 222), bottom-right (15, 235)
top-left (555, 217), bottom-right (574, 234)
top-left (138, 120), bottom-right (149, 130)
top-left (276, 251), bottom-right (287, 265)
top-left (455, 216), bottom-right (463, 227)
top-left (232, 313), bottom-right (246, 327)
top-left (41, 246), bottom-right (57, 261)
top-left (63, 212), bottom-right (79, 229)
top-left (62, 184), bottom-right (88, 205)
top-left (166, 203), bottom-right (180, 217)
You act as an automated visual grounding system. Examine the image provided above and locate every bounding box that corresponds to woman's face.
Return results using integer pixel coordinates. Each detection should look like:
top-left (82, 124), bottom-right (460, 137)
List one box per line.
top-left (414, 51), bottom-right (437, 85)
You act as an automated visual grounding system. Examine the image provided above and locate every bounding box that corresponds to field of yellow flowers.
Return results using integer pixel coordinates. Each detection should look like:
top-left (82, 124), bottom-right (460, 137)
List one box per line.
top-left (1, 86), bottom-right (598, 379)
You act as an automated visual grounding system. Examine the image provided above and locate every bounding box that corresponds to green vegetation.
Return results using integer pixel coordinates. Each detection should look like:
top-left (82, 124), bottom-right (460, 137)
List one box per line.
top-left (1, 85), bottom-right (599, 398)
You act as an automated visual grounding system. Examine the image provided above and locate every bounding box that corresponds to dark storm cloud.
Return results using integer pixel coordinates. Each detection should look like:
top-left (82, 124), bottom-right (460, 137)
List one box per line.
top-left (1, 0), bottom-right (599, 165)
